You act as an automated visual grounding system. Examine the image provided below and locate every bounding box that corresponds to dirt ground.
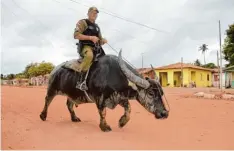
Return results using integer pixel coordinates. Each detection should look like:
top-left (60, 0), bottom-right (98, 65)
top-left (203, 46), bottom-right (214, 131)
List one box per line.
top-left (1, 86), bottom-right (234, 150)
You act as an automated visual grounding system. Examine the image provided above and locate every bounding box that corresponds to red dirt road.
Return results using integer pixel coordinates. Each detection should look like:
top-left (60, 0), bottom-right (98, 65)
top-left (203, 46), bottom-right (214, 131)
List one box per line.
top-left (1, 86), bottom-right (234, 150)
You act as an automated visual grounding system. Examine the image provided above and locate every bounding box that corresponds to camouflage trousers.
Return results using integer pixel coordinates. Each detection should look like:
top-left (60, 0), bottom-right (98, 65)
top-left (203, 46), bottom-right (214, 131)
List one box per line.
top-left (77, 45), bottom-right (94, 72)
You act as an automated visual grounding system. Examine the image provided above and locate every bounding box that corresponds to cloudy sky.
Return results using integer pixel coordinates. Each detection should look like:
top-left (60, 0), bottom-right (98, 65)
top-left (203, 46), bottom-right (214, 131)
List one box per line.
top-left (1, 0), bottom-right (234, 74)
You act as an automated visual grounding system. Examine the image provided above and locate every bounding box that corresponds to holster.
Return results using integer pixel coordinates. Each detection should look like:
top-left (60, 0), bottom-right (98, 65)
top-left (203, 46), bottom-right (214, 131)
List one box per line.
top-left (76, 42), bottom-right (105, 61)
top-left (76, 42), bottom-right (84, 57)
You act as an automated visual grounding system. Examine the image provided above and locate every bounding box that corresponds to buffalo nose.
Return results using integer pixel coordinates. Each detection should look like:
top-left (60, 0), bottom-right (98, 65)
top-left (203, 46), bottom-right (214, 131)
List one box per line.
top-left (161, 110), bottom-right (169, 118)
top-left (155, 110), bottom-right (169, 119)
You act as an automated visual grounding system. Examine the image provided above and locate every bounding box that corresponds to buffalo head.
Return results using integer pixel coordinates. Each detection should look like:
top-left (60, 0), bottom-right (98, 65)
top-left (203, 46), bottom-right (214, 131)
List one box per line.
top-left (117, 50), bottom-right (169, 119)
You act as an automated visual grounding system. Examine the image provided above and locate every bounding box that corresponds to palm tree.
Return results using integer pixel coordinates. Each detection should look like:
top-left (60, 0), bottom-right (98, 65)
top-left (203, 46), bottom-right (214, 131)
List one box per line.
top-left (199, 44), bottom-right (208, 64)
top-left (194, 59), bottom-right (201, 66)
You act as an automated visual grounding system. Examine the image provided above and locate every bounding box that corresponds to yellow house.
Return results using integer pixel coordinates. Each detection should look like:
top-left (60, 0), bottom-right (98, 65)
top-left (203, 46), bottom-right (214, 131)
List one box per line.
top-left (145, 62), bottom-right (213, 87)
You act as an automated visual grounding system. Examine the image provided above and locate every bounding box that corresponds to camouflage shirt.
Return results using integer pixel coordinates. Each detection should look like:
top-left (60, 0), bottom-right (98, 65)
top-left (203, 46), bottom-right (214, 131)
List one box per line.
top-left (74, 19), bottom-right (103, 40)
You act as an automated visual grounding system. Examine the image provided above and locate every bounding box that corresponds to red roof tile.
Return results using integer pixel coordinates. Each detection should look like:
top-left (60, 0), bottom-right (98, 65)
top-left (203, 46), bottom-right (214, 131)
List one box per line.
top-left (155, 62), bottom-right (213, 71)
top-left (137, 68), bottom-right (152, 74)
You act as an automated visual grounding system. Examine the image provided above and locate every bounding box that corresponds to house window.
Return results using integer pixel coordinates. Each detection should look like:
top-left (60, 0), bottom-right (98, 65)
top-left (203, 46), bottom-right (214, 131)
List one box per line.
top-left (214, 75), bottom-right (219, 81)
top-left (207, 74), bottom-right (210, 81)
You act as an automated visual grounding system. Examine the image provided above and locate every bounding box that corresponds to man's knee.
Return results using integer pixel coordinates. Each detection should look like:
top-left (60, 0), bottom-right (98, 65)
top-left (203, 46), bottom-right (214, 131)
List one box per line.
top-left (85, 49), bottom-right (94, 61)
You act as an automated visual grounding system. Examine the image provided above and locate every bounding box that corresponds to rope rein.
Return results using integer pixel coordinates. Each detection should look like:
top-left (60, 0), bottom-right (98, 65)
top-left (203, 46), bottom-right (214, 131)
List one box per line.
top-left (107, 42), bottom-right (170, 112)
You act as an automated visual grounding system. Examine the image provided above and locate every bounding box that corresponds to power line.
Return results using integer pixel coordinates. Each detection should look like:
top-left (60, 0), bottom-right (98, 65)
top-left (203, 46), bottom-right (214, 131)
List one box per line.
top-left (106, 43), bottom-right (137, 69)
top-left (1, 2), bottom-right (18, 17)
top-left (51, 0), bottom-right (151, 45)
top-left (51, 0), bottom-right (155, 46)
top-left (51, 0), bottom-right (151, 69)
top-left (110, 28), bottom-right (148, 44)
top-left (10, 0), bottom-right (58, 49)
top-left (11, 0), bottom-right (49, 29)
top-left (51, 0), bottom-right (83, 13)
top-left (67, 0), bottom-right (169, 34)
top-left (6, 0), bottom-right (154, 70)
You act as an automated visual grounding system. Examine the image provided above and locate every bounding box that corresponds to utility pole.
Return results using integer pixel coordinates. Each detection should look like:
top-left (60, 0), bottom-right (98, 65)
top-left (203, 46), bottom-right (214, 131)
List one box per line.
top-left (141, 53), bottom-right (144, 68)
top-left (217, 50), bottom-right (220, 88)
top-left (219, 20), bottom-right (223, 90)
top-left (181, 57), bottom-right (183, 87)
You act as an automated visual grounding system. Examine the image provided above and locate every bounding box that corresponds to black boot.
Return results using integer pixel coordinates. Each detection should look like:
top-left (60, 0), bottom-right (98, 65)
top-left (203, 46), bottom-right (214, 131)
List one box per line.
top-left (76, 72), bottom-right (88, 91)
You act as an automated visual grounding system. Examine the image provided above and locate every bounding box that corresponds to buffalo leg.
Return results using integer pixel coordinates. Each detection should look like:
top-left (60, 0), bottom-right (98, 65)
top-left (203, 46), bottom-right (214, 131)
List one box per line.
top-left (66, 98), bottom-right (81, 122)
top-left (98, 107), bottom-right (112, 132)
top-left (119, 100), bottom-right (131, 128)
top-left (40, 90), bottom-right (56, 121)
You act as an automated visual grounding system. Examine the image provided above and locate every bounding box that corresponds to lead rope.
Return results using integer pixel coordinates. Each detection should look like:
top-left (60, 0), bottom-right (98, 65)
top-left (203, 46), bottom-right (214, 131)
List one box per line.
top-left (107, 43), bottom-right (170, 112)
top-left (82, 42), bottom-right (104, 102)
top-left (149, 64), bottom-right (170, 112)
top-left (154, 77), bottom-right (170, 112)
top-left (156, 82), bottom-right (170, 112)
top-left (107, 43), bottom-right (137, 69)
top-left (82, 67), bottom-right (94, 102)
top-left (81, 42), bottom-right (101, 102)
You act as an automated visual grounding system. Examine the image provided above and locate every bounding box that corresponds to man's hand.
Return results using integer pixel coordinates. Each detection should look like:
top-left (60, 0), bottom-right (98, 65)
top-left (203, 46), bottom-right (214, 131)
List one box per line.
top-left (101, 38), bottom-right (107, 45)
top-left (90, 36), bottom-right (99, 43)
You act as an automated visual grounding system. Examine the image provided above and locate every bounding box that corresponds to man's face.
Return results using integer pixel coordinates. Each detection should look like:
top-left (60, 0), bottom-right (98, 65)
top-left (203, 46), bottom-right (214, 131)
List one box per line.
top-left (88, 11), bottom-right (98, 21)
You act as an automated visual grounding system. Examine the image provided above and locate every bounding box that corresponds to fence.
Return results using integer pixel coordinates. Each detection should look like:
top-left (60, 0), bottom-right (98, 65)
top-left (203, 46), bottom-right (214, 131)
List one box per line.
top-left (1, 74), bottom-right (50, 86)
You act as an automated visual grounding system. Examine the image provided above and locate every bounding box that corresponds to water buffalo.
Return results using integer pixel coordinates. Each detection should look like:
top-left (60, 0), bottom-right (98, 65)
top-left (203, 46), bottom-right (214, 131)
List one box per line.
top-left (39, 50), bottom-right (169, 132)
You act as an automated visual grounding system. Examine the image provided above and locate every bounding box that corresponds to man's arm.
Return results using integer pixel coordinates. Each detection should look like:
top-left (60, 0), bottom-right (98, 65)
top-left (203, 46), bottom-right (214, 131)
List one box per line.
top-left (74, 20), bottom-right (99, 43)
top-left (74, 20), bottom-right (90, 40)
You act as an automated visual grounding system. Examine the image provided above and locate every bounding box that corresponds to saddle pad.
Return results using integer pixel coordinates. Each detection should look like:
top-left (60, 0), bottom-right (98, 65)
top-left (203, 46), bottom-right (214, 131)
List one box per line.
top-left (63, 58), bottom-right (82, 72)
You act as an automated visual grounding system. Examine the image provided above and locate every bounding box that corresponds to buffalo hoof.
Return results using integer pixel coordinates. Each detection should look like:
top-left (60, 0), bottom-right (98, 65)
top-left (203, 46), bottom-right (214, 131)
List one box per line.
top-left (99, 124), bottom-right (112, 132)
top-left (119, 115), bottom-right (130, 128)
top-left (71, 116), bottom-right (81, 122)
top-left (40, 112), bottom-right (47, 121)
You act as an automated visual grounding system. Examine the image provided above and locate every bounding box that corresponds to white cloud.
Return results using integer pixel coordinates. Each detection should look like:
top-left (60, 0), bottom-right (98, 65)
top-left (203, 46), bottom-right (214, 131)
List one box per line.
top-left (1, 0), bottom-right (234, 74)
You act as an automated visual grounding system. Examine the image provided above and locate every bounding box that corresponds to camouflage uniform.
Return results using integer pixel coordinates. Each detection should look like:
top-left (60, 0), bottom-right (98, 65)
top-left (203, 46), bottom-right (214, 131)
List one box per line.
top-left (74, 7), bottom-right (104, 90)
top-left (74, 8), bottom-right (104, 72)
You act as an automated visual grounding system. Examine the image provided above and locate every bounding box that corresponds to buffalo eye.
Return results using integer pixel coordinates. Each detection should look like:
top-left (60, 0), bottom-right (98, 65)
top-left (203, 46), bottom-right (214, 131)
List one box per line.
top-left (147, 89), bottom-right (154, 96)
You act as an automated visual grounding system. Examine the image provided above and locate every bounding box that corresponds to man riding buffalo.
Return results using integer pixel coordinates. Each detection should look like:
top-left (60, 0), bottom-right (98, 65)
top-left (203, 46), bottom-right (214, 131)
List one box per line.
top-left (39, 7), bottom-right (169, 132)
top-left (74, 6), bottom-right (107, 91)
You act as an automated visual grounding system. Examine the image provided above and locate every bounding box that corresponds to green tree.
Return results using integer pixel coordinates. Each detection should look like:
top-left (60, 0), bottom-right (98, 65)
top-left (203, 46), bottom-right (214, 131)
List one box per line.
top-left (15, 73), bottom-right (26, 79)
top-left (223, 23), bottom-right (234, 67)
top-left (28, 66), bottom-right (38, 77)
top-left (37, 62), bottom-right (54, 75)
top-left (6, 74), bottom-right (15, 80)
top-left (27, 61), bottom-right (54, 77)
top-left (202, 63), bottom-right (217, 69)
top-left (1, 74), bottom-right (3, 79)
top-left (194, 59), bottom-right (202, 66)
top-left (23, 63), bottom-right (37, 78)
top-left (199, 44), bottom-right (209, 64)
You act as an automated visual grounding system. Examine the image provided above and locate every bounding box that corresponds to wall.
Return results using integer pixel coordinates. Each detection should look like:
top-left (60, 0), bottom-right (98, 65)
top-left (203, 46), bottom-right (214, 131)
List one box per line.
top-left (159, 72), bottom-right (168, 87)
top-left (155, 68), bottom-right (212, 87)
top-left (232, 72), bottom-right (234, 88)
top-left (225, 71), bottom-right (234, 88)
top-left (212, 72), bottom-right (220, 87)
top-left (173, 71), bottom-right (181, 87)
top-left (188, 69), bottom-right (212, 87)
top-left (191, 71), bottom-right (196, 81)
top-left (182, 69), bottom-right (190, 86)
top-left (30, 75), bottom-right (49, 86)
top-left (156, 69), bottom-right (182, 87)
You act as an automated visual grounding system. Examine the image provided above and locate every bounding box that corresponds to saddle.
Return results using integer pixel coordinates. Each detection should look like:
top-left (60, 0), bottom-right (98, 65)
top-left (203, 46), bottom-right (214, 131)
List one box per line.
top-left (62, 42), bottom-right (105, 73)
top-left (76, 42), bottom-right (105, 60)
top-left (62, 58), bottom-right (83, 72)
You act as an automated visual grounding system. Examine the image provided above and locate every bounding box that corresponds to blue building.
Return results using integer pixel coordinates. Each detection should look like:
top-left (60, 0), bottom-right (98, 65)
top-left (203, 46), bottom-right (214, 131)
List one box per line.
top-left (224, 65), bottom-right (234, 88)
